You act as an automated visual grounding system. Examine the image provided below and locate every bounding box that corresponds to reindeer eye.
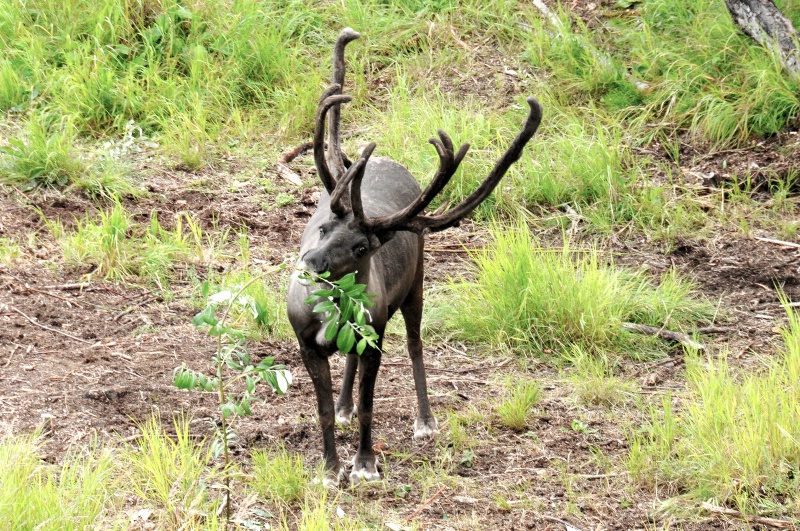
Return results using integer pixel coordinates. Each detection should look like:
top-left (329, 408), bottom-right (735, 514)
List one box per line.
top-left (319, 227), bottom-right (326, 236)
top-left (354, 245), bottom-right (368, 258)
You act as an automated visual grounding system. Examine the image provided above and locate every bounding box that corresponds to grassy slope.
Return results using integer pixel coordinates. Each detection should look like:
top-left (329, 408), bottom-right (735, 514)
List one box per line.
top-left (1, 0), bottom-right (800, 528)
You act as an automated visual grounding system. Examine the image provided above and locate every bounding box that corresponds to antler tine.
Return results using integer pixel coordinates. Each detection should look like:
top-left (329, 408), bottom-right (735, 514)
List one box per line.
top-left (314, 86), bottom-right (352, 194)
top-left (364, 130), bottom-right (469, 232)
top-left (397, 96), bottom-right (543, 234)
top-left (327, 28), bottom-right (361, 182)
top-left (329, 149), bottom-right (367, 217)
top-left (349, 142), bottom-right (377, 224)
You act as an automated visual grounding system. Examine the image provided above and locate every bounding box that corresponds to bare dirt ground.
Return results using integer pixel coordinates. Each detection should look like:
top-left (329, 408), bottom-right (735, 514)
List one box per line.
top-left (1, 136), bottom-right (798, 530)
top-left (1, 4), bottom-right (800, 527)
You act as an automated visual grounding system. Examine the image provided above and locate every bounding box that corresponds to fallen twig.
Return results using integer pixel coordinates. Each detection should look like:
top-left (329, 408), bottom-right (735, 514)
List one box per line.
top-left (696, 325), bottom-right (733, 334)
top-left (541, 514), bottom-right (583, 529)
top-left (111, 296), bottom-right (159, 322)
top-left (275, 161), bottom-right (303, 186)
top-left (405, 485), bottom-right (446, 522)
top-left (701, 502), bottom-right (796, 529)
top-left (573, 472), bottom-right (629, 479)
top-left (21, 284), bottom-right (84, 308)
top-left (10, 306), bottom-right (94, 345)
top-left (40, 282), bottom-right (100, 291)
top-left (622, 322), bottom-right (705, 350)
top-left (755, 236), bottom-right (800, 249)
top-left (4, 344), bottom-right (19, 368)
top-left (275, 141), bottom-right (315, 186)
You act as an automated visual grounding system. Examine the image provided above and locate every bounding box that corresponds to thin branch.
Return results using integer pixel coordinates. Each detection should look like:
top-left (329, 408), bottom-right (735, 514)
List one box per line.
top-left (405, 485), bottom-right (446, 522)
top-left (10, 306), bottom-right (94, 345)
top-left (755, 236), bottom-right (800, 249)
top-left (701, 502), bottom-right (795, 529)
top-left (622, 322), bottom-right (705, 350)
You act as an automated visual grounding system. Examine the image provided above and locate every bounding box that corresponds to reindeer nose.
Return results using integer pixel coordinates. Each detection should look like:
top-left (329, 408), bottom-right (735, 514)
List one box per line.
top-left (302, 252), bottom-right (330, 275)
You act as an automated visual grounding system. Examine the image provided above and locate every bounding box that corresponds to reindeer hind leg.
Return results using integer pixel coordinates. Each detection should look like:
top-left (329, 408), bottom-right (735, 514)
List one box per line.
top-left (400, 260), bottom-right (438, 440)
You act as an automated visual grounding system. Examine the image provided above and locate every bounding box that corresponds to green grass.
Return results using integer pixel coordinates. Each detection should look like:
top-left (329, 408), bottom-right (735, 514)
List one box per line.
top-left (0, 433), bottom-right (116, 530)
top-left (495, 378), bottom-right (542, 431)
top-left (0, 237), bottom-right (21, 264)
top-left (566, 346), bottom-right (637, 407)
top-left (629, 302), bottom-right (800, 516)
top-left (525, 0), bottom-right (800, 147)
top-left (55, 204), bottom-right (205, 282)
top-left (124, 415), bottom-right (222, 529)
top-left (1, 114), bottom-right (85, 189)
top-left (443, 223), bottom-right (715, 356)
top-left (250, 444), bottom-right (313, 505)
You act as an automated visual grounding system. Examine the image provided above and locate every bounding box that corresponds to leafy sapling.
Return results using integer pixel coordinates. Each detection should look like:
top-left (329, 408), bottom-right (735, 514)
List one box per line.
top-left (173, 267), bottom-right (291, 521)
top-left (298, 270), bottom-right (380, 355)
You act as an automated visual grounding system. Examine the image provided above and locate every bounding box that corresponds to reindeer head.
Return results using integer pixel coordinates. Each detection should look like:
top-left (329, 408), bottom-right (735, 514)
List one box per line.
top-left (296, 28), bottom-right (542, 284)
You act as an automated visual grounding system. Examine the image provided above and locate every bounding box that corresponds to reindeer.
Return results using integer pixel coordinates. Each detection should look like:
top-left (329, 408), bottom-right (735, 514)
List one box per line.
top-left (287, 28), bottom-right (542, 486)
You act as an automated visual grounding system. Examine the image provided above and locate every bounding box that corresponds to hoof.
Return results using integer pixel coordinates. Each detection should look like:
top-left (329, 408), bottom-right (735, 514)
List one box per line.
top-left (349, 455), bottom-right (380, 484)
top-left (335, 407), bottom-right (355, 426)
top-left (314, 467), bottom-right (346, 489)
top-left (413, 418), bottom-right (438, 440)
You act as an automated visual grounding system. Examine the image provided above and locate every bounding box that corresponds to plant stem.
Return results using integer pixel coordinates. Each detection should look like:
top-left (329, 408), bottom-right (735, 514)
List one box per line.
top-left (208, 264), bottom-right (281, 523)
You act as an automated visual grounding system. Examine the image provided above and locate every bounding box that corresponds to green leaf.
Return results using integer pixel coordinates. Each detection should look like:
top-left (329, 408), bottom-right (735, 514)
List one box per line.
top-left (325, 320), bottom-right (339, 342)
top-left (312, 300), bottom-right (336, 314)
top-left (221, 403), bottom-right (236, 419)
top-left (264, 371), bottom-right (278, 391)
top-left (337, 273), bottom-right (356, 289)
top-left (337, 325), bottom-right (356, 353)
top-left (344, 284), bottom-right (366, 297)
top-left (339, 296), bottom-right (353, 324)
top-left (354, 310), bottom-right (366, 327)
top-left (356, 337), bottom-right (368, 355)
top-left (192, 306), bottom-right (218, 327)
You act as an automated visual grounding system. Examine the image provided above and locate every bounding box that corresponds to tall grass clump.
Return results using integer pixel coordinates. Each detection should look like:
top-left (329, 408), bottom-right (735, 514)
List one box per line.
top-left (251, 445), bottom-right (313, 505)
top-left (0, 434), bottom-right (116, 530)
top-left (495, 378), bottom-right (542, 431)
top-left (0, 0), bottom-right (323, 167)
top-left (525, 0), bottom-right (800, 146)
top-left (443, 223), bottom-right (713, 355)
top-left (629, 302), bottom-right (800, 516)
top-left (124, 415), bottom-right (222, 529)
top-left (1, 114), bottom-right (85, 189)
top-left (58, 204), bottom-right (202, 282)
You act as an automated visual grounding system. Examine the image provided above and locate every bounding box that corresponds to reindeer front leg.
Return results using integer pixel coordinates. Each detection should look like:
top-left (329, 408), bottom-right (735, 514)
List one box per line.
top-left (298, 342), bottom-right (344, 487)
top-left (335, 352), bottom-right (358, 424)
top-left (350, 346), bottom-right (383, 483)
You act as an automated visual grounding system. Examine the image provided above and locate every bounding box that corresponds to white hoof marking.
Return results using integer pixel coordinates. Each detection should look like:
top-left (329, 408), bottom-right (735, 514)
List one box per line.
top-left (413, 418), bottom-right (439, 440)
top-left (349, 467), bottom-right (381, 484)
top-left (335, 412), bottom-right (353, 425)
top-left (314, 467), bottom-right (345, 489)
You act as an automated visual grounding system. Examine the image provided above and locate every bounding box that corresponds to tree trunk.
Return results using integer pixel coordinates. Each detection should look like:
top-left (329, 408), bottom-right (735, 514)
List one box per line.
top-left (725, 0), bottom-right (800, 76)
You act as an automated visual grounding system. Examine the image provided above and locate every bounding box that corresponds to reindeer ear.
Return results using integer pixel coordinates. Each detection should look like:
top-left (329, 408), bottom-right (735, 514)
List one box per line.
top-left (375, 230), bottom-right (396, 246)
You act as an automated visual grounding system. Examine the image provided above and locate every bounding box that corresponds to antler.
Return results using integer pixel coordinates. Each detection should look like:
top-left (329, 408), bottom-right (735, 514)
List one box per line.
top-left (329, 142), bottom-right (376, 218)
top-left (314, 85), bottom-right (351, 194)
top-left (355, 130), bottom-right (470, 230)
top-left (361, 96), bottom-right (543, 234)
top-left (313, 28), bottom-right (360, 194)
